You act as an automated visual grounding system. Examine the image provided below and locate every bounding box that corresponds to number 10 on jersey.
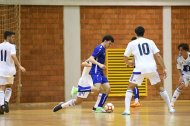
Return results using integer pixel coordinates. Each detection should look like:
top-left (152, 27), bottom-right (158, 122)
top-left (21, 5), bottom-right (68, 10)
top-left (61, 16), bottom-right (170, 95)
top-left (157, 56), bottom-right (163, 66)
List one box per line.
top-left (138, 43), bottom-right (150, 56)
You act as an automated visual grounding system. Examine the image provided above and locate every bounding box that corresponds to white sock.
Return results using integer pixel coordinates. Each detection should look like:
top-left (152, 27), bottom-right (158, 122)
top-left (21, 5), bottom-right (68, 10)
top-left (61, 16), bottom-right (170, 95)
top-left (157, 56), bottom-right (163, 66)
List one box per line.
top-left (135, 98), bottom-right (139, 103)
top-left (94, 93), bottom-right (102, 108)
top-left (171, 88), bottom-right (181, 103)
top-left (5, 88), bottom-right (12, 103)
top-left (61, 99), bottom-right (76, 108)
top-left (0, 91), bottom-right (5, 106)
top-left (160, 90), bottom-right (171, 109)
top-left (124, 90), bottom-right (133, 112)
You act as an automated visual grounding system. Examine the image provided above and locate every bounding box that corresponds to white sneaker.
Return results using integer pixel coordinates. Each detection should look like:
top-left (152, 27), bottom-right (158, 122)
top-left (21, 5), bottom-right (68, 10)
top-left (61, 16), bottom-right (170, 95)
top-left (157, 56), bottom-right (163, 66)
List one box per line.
top-left (122, 111), bottom-right (130, 115)
top-left (169, 107), bottom-right (175, 113)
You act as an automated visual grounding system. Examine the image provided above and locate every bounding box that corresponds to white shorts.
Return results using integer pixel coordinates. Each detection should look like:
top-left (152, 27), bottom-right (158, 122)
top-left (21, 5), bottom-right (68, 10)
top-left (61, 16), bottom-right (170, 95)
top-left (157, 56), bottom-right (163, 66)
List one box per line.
top-left (77, 92), bottom-right (90, 98)
top-left (0, 76), bottom-right (14, 85)
top-left (182, 75), bottom-right (190, 87)
top-left (129, 72), bottom-right (161, 85)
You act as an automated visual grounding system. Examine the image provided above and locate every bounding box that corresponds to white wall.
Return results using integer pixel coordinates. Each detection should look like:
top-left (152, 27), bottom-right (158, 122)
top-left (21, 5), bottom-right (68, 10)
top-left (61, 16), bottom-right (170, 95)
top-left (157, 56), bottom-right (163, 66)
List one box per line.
top-left (64, 6), bottom-right (81, 101)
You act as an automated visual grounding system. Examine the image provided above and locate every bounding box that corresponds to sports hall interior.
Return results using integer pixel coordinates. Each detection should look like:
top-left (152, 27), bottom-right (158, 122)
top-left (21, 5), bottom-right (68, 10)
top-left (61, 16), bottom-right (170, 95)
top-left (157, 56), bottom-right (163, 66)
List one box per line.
top-left (0, 0), bottom-right (190, 126)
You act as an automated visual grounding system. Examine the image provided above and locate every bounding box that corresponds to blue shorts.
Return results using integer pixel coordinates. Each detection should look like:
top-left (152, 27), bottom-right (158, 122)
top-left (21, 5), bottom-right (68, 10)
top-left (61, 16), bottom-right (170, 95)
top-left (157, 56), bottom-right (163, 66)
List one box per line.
top-left (91, 74), bottom-right (108, 84)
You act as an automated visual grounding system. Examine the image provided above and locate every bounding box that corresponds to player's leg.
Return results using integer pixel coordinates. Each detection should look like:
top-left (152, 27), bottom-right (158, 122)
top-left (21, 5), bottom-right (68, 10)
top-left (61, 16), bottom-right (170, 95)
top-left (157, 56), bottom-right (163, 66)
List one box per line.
top-left (93, 75), bottom-right (110, 113)
top-left (131, 86), bottom-right (141, 107)
top-left (149, 72), bottom-right (175, 113)
top-left (4, 84), bottom-right (12, 113)
top-left (122, 73), bottom-right (143, 115)
top-left (94, 82), bottom-right (110, 112)
top-left (0, 77), bottom-right (8, 115)
top-left (53, 92), bottom-right (89, 112)
top-left (122, 82), bottom-right (136, 115)
top-left (171, 83), bottom-right (185, 107)
top-left (92, 83), bottom-right (107, 112)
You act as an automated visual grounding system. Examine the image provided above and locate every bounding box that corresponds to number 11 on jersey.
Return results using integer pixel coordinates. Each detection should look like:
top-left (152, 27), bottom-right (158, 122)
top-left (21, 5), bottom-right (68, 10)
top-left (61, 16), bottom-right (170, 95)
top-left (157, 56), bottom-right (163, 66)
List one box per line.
top-left (0, 50), bottom-right (7, 62)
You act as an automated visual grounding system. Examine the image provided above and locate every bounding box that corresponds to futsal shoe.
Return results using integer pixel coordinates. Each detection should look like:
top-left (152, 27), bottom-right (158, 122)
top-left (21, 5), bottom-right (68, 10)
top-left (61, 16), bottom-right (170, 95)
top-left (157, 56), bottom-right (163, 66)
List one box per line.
top-left (169, 107), bottom-right (175, 113)
top-left (0, 105), bottom-right (6, 115)
top-left (122, 111), bottom-right (130, 115)
top-left (53, 103), bottom-right (63, 112)
top-left (95, 107), bottom-right (106, 113)
top-left (130, 102), bottom-right (141, 107)
top-left (4, 101), bottom-right (9, 113)
top-left (92, 107), bottom-right (96, 111)
top-left (71, 86), bottom-right (78, 98)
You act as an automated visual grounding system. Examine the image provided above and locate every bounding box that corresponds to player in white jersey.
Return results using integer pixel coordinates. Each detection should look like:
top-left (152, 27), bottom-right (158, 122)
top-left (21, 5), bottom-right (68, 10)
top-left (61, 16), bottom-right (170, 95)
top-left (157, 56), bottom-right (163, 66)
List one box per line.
top-left (0, 31), bottom-right (26, 115)
top-left (53, 60), bottom-right (103, 112)
top-left (122, 26), bottom-right (175, 115)
top-left (171, 43), bottom-right (190, 108)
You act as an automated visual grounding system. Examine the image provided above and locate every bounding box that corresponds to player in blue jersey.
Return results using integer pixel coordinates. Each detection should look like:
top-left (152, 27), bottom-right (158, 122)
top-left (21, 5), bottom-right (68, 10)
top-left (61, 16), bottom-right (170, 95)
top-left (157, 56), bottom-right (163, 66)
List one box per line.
top-left (89, 35), bottom-right (114, 113)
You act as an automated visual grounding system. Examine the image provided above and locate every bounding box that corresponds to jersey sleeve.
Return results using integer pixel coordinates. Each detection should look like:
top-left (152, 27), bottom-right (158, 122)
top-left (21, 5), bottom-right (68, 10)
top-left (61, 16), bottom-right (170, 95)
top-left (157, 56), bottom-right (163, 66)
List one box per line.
top-left (124, 43), bottom-right (132, 57)
top-left (11, 45), bottom-right (16, 55)
top-left (151, 41), bottom-right (160, 54)
top-left (176, 57), bottom-right (181, 69)
top-left (92, 46), bottom-right (103, 58)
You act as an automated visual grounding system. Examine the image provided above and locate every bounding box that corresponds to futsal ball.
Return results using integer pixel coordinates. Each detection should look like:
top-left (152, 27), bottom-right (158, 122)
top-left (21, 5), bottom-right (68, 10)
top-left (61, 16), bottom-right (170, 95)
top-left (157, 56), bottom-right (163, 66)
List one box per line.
top-left (104, 103), bottom-right (114, 113)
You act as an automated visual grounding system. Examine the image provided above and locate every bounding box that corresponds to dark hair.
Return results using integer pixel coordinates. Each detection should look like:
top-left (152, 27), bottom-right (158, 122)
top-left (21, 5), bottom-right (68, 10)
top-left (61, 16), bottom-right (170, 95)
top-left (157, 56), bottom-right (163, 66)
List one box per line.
top-left (4, 31), bottom-right (15, 39)
top-left (102, 35), bottom-right (114, 43)
top-left (135, 26), bottom-right (145, 37)
top-left (178, 43), bottom-right (189, 51)
top-left (131, 36), bottom-right (137, 41)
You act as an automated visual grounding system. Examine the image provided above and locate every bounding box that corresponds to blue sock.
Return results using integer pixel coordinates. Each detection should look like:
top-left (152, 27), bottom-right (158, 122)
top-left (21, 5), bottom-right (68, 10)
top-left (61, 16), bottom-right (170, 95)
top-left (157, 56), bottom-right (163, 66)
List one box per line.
top-left (133, 86), bottom-right (139, 100)
top-left (98, 93), bottom-right (108, 107)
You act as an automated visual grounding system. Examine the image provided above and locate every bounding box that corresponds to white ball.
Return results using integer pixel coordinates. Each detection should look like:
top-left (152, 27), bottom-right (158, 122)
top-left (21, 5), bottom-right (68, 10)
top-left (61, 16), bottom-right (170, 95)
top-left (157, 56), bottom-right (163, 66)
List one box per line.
top-left (104, 103), bottom-right (114, 113)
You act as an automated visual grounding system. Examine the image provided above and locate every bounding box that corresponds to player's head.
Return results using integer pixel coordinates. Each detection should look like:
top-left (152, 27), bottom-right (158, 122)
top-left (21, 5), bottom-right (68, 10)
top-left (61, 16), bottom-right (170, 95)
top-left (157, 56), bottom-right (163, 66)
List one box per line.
top-left (135, 26), bottom-right (145, 37)
top-left (4, 31), bottom-right (15, 43)
top-left (102, 35), bottom-right (114, 48)
top-left (178, 43), bottom-right (189, 56)
top-left (131, 36), bottom-right (137, 41)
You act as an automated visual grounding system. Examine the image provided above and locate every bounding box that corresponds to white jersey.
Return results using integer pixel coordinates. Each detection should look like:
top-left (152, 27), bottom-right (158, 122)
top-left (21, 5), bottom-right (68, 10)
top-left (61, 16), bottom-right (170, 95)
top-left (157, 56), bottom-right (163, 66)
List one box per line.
top-left (78, 66), bottom-right (93, 87)
top-left (124, 37), bottom-right (160, 74)
top-left (177, 52), bottom-right (190, 76)
top-left (0, 41), bottom-right (16, 77)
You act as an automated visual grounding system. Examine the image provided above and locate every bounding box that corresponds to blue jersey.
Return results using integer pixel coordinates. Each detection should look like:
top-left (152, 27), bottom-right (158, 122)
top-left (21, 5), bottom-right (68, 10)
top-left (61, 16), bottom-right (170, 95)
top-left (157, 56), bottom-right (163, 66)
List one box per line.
top-left (90, 44), bottom-right (106, 75)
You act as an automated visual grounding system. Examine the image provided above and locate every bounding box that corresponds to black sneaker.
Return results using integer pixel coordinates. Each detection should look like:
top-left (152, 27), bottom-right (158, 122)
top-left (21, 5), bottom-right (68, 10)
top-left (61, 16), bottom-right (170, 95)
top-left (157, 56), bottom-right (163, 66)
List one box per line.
top-left (92, 107), bottom-right (96, 111)
top-left (53, 104), bottom-right (62, 112)
top-left (0, 105), bottom-right (5, 115)
top-left (4, 101), bottom-right (9, 113)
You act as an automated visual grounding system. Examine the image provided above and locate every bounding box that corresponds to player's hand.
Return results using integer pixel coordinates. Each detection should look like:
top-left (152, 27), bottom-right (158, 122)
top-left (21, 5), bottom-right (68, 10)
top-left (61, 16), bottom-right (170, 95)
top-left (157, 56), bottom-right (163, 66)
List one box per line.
top-left (19, 66), bottom-right (26, 72)
top-left (127, 61), bottom-right (134, 67)
top-left (163, 69), bottom-right (167, 79)
top-left (98, 63), bottom-right (106, 69)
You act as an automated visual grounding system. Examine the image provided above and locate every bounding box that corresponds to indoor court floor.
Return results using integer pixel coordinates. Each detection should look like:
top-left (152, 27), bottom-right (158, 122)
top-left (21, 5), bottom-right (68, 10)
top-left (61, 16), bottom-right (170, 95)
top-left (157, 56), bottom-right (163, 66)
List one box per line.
top-left (0, 101), bottom-right (190, 126)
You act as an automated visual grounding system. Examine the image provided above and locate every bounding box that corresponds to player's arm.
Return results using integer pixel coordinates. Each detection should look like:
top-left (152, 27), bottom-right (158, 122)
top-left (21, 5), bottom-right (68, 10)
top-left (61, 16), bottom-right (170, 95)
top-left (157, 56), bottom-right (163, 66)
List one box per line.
top-left (124, 43), bottom-right (134, 67)
top-left (124, 56), bottom-right (134, 67)
top-left (11, 55), bottom-right (26, 72)
top-left (89, 56), bottom-right (106, 69)
top-left (81, 60), bottom-right (92, 67)
top-left (176, 58), bottom-right (183, 83)
top-left (177, 69), bottom-right (184, 83)
top-left (154, 53), bottom-right (167, 78)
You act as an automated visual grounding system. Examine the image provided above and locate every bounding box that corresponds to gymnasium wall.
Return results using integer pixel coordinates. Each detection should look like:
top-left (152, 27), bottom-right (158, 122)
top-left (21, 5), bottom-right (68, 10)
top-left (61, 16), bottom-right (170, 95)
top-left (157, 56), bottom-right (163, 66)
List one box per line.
top-left (20, 6), bottom-right (64, 102)
top-left (12, 5), bottom-right (190, 103)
